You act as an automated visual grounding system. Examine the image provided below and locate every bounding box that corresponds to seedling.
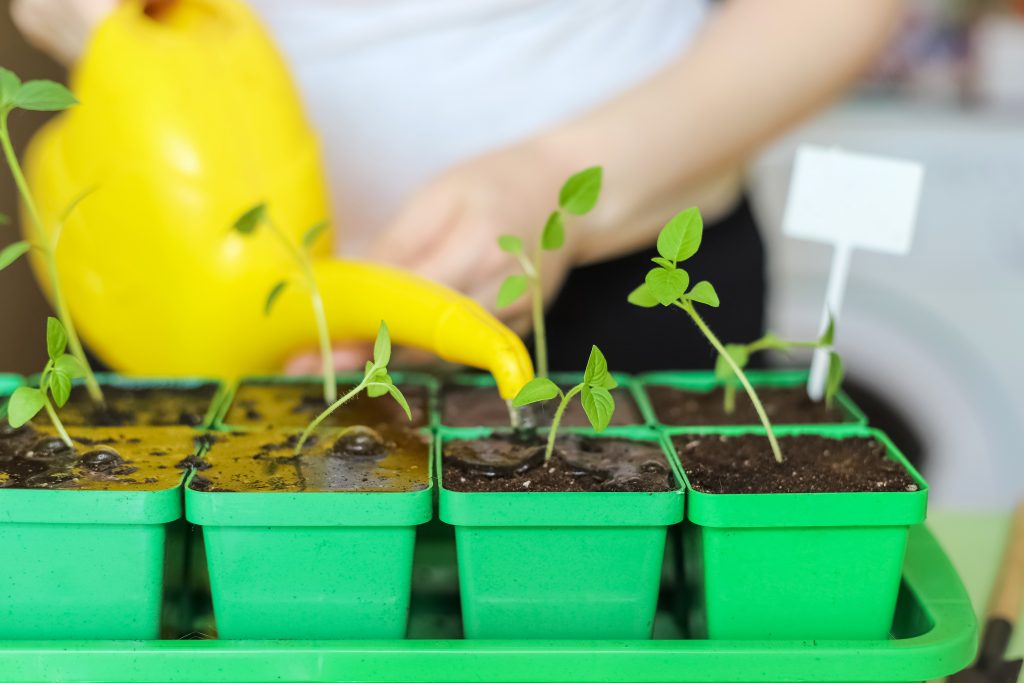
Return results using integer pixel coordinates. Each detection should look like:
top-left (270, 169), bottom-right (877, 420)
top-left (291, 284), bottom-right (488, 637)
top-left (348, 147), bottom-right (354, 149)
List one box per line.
top-left (232, 203), bottom-right (337, 404)
top-left (0, 67), bottom-right (104, 405)
top-left (512, 345), bottom-right (616, 463)
top-left (496, 166), bottom-right (603, 378)
top-left (628, 207), bottom-right (785, 463)
top-left (715, 319), bottom-right (844, 413)
top-left (294, 321), bottom-right (411, 454)
top-left (6, 318), bottom-right (85, 448)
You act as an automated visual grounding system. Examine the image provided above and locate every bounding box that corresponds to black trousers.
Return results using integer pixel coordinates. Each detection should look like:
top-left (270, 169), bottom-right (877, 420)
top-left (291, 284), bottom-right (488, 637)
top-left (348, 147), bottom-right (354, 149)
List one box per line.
top-left (544, 196), bottom-right (766, 373)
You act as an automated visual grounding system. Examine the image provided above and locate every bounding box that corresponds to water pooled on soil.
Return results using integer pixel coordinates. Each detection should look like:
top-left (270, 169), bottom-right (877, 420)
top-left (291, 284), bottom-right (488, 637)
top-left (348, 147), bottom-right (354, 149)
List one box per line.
top-left (0, 425), bottom-right (197, 490)
top-left (53, 384), bottom-right (219, 427)
top-left (222, 381), bottom-right (429, 429)
top-left (443, 434), bottom-right (677, 493)
top-left (190, 425), bottom-right (429, 493)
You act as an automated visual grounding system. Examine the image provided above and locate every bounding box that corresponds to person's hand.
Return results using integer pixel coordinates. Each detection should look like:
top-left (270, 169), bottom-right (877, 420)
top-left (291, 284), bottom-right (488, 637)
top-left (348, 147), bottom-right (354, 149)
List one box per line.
top-left (11, 0), bottom-right (118, 64)
top-left (369, 141), bottom-right (589, 335)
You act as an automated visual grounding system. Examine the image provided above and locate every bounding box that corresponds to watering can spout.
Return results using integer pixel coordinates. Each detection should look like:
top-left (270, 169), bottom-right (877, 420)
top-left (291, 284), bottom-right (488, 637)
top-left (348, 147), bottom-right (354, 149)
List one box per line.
top-left (20, 0), bottom-right (533, 398)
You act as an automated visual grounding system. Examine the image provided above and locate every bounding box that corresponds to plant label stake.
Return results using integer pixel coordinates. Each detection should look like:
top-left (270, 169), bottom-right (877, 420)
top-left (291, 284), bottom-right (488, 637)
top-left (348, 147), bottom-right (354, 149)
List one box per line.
top-left (782, 145), bottom-right (924, 401)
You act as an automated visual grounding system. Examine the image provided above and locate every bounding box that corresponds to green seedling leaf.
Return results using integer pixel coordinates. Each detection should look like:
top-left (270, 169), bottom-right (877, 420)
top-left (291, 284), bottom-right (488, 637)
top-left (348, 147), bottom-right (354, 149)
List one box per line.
top-left (54, 353), bottom-right (85, 378)
top-left (651, 256), bottom-right (675, 270)
top-left (264, 280), bottom-right (288, 316)
top-left (302, 221), bottom-right (329, 250)
top-left (825, 351), bottom-right (844, 408)
top-left (714, 343), bottom-right (750, 382)
top-left (232, 203), bottom-right (267, 234)
top-left (49, 371), bottom-right (72, 408)
top-left (12, 80), bottom-right (78, 111)
top-left (558, 166), bottom-right (603, 215)
top-left (387, 385), bottom-right (413, 420)
top-left (583, 345), bottom-right (616, 390)
top-left (0, 240), bottom-right (30, 272)
top-left (656, 207), bottom-right (703, 262)
top-left (373, 321), bottom-right (392, 367)
top-left (581, 385), bottom-right (615, 432)
top-left (687, 280), bottom-right (720, 308)
top-left (645, 267), bottom-right (689, 306)
top-left (496, 274), bottom-right (529, 308)
top-left (0, 68), bottom-right (22, 108)
top-left (497, 234), bottom-right (523, 255)
top-left (541, 211), bottom-right (565, 250)
top-left (627, 283), bottom-right (660, 308)
top-left (512, 377), bottom-right (561, 407)
top-left (46, 317), bottom-right (67, 361)
top-left (7, 386), bottom-right (44, 427)
top-left (819, 313), bottom-right (835, 346)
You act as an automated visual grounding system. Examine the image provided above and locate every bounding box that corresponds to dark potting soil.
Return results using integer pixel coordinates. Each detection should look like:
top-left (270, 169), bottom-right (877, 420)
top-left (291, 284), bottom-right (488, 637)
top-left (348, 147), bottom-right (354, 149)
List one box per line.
top-left (442, 383), bottom-right (642, 428)
top-left (443, 434), bottom-right (676, 493)
top-left (223, 382), bottom-right (429, 429)
top-left (646, 384), bottom-right (848, 426)
top-left (0, 424), bottom-right (196, 490)
top-left (55, 384), bottom-right (219, 427)
top-left (189, 425), bottom-right (430, 493)
top-left (673, 433), bottom-right (919, 494)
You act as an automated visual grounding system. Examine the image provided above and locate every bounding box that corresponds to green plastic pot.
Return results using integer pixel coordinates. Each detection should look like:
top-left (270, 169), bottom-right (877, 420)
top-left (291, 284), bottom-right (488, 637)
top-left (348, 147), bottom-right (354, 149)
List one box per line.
top-left (439, 371), bottom-right (646, 430)
top-left (213, 371), bottom-right (437, 430)
top-left (670, 424), bottom-right (927, 640)
top-left (0, 426), bottom-right (191, 639)
top-left (0, 373), bottom-right (23, 399)
top-left (637, 369), bottom-right (867, 427)
top-left (185, 431), bottom-right (434, 639)
top-left (438, 427), bottom-right (685, 639)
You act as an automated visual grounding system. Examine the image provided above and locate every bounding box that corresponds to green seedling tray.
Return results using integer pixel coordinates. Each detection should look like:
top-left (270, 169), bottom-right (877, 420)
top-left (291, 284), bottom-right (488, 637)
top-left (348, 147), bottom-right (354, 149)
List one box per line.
top-left (212, 371), bottom-right (438, 430)
top-left (637, 369), bottom-right (867, 428)
top-left (0, 373), bottom-right (23, 399)
top-left (0, 523), bottom-right (975, 682)
top-left (0, 427), bottom-right (191, 640)
top-left (668, 424), bottom-right (927, 641)
top-left (438, 427), bottom-right (685, 639)
top-left (185, 432), bottom-right (434, 640)
top-left (437, 371), bottom-right (647, 430)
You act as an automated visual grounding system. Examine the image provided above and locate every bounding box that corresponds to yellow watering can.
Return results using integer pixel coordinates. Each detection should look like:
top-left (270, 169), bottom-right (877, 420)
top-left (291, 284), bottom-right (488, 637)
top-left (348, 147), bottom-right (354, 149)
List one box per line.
top-left (21, 0), bottom-right (532, 399)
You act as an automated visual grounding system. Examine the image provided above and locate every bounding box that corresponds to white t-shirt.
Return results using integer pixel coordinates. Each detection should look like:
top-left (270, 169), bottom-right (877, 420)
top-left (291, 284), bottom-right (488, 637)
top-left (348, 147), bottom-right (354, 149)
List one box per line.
top-left (247, 0), bottom-right (708, 257)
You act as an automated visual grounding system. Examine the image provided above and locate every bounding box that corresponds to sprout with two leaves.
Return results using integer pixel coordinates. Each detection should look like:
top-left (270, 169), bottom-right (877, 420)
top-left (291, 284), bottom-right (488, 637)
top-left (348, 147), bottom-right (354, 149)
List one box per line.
top-left (510, 345), bottom-right (616, 464)
top-left (6, 318), bottom-right (85, 448)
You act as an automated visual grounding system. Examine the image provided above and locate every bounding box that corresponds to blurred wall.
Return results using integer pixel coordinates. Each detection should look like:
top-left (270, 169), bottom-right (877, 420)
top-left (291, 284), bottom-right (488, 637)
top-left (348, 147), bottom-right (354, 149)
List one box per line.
top-left (0, 2), bottom-right (62, 373)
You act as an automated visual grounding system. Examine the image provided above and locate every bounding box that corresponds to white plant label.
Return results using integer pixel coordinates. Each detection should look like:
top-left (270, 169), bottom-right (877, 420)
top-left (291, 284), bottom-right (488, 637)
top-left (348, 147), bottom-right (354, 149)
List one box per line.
top-left (782, 145), bottom-right (924, 400)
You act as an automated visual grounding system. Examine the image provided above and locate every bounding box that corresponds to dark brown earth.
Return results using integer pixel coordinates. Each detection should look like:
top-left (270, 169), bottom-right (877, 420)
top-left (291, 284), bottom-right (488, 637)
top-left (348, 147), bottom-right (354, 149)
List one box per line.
top-left (0, 424), bottom-right (195, 490)
top-left (189, 425), bottom-right (430, 493)
top-left (442, 383), bottom-right (643, 428)
top-left (443, 434), bottom-right (677, 493)
top-left (672, 433), bottom-right (919, 494)
top-left (222, 382), bottom-right (429, 429)
top-left (55, 385), bottom-right (219, 427)
top-left (647, 385), bottom-right (848, 426)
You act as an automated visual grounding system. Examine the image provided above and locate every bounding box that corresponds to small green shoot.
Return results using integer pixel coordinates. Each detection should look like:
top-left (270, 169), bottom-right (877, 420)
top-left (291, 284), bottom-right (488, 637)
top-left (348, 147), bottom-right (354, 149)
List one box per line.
top-left (628, 207), bottom-right (785, 463)
top-left (715, 317), bottom-right (845, 413)
top-left (6, 317), bottom-right (85, 448)
top-left (0, 67), bottom-right (104, 406)
top-left (496, 166), bottom-right (603, 378)
top-left (293, 321), bottom-right (411, 454)
top-left (232, 204), bottom-right (337, 404)
top-left (512, 345), bottom-right (616, 463)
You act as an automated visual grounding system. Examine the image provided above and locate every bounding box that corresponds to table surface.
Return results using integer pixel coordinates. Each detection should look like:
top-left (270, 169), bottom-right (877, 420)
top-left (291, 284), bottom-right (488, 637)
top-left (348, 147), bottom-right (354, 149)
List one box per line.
top-left (928, 510), bottom-right (1023, 677)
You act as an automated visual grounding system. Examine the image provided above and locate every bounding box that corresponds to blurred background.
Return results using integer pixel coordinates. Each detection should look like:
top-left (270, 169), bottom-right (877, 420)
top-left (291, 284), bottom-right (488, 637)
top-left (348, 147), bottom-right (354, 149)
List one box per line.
top-left (1, 0), bottom-right (1022, 507)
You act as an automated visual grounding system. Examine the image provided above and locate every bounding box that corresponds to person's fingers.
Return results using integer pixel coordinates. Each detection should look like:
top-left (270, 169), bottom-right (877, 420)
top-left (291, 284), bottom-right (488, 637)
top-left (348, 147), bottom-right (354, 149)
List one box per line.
top-left (11, 0), bottom-right (116, 65)
top-left (370, 185), bottom-right (461, 269)
top-left (284, 344), bottom-right (372, 375)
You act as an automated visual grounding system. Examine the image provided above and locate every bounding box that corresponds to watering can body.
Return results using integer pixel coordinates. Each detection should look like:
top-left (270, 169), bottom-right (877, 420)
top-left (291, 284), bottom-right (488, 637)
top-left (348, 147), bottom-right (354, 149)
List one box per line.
top-left (22, 0), bottom-right (531, 398)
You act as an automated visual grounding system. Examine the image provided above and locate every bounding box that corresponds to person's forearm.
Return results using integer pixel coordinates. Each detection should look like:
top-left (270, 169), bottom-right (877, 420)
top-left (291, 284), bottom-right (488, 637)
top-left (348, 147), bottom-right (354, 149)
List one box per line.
top-left (538, 0), bottom-right (903, 265)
